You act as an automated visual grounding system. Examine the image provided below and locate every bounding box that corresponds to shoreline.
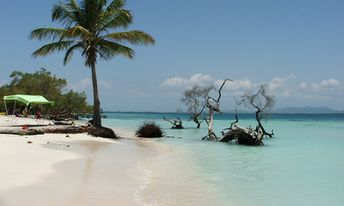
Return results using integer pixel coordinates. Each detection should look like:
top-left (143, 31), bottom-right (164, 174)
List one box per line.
top-left (0, 125), bottom-right (159, 206)
top-left (0, 121), bottom-right (223, 206)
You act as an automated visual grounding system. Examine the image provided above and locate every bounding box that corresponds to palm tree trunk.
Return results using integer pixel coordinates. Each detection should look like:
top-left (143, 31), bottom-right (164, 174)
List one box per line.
top-left (91, 63), bottom-right (102, 127)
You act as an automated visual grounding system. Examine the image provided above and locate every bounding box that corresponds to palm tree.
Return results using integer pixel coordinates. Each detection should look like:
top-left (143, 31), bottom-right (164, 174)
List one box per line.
top-left (31, 0), bottom-right (155, 128)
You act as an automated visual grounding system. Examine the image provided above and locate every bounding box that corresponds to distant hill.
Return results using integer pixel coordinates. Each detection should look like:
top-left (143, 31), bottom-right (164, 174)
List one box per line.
top-left (273, 106), bottom-right (341, 114)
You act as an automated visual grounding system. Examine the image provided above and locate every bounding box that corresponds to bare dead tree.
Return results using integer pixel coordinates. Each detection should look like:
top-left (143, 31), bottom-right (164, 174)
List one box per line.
top-left (202, 79), bottom-right (232, 141)
top-left (226, 113), bottom-right (239, 131)
top-left (181, 85), bottom-right (213, 128)
top-left (239, 84), bottom-right (275, 137)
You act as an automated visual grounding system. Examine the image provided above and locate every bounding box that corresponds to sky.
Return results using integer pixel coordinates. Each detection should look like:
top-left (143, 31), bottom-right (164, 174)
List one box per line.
top-left (0, 0), bottom-right (343, 112)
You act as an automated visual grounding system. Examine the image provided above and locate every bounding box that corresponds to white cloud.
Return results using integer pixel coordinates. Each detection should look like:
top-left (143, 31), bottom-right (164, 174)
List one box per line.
top-left (69, 78), bottom-right (112, 91)
top-left (69, 78), bottom-right (92, 90)
top-left (310, 83), bottom-right (320, 90)
top-left (214, 78), bottom-right (254, 96)
top-left (161, 74), bottom-right (253, 96)
top-left (294, 78), bottom-right (343, 102)
top-left (161, 74), bottom-right (343, 105)
top-left (162, 74), bottom-right (289, 96)
top-left (298, 82), bottom-right (308, 91)
top-left (307, 78), bottom-right (341, 91)
top-left (319, 79), bottom-right (341, 89)
top-left (268, 77), bottom-right (287, 92)
top-left (161, 73), bottom-right (214, 88)
top-left (266, 76), bottom-right (295, 96)
top-left (160, 77), bottom-right (189, 88)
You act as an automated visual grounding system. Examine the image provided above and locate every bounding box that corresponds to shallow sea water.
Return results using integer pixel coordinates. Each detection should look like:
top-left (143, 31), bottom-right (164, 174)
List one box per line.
top-left (103, 113), bottom-right (344, 206)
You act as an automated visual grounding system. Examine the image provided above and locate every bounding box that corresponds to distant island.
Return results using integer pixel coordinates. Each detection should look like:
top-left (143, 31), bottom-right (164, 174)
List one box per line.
top-left (272, 106), bottom-right (342, 114)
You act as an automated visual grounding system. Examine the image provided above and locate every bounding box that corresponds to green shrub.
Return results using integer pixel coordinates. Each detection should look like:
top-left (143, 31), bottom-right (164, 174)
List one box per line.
top-left (136, 122), bottom-right (163, 138)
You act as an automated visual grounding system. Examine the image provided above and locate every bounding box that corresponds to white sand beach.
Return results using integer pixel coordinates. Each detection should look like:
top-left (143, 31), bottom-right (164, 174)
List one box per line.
top-left (0, 116), bottom-right (222, 206)
top-left (0, 116), bottom-right (157, 206)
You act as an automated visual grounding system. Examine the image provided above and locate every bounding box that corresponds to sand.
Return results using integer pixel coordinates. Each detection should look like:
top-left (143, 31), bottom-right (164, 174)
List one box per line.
top-left (0, 116), bottom-right (220, 206)
top-left (0, 116), bottom-right (161, 206)
top-left (0, 115), bottom-right (54, 127)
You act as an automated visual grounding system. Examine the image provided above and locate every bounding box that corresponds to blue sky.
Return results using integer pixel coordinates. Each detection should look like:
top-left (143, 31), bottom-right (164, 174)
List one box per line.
top-left (0, 0), bottom-right (343, 111)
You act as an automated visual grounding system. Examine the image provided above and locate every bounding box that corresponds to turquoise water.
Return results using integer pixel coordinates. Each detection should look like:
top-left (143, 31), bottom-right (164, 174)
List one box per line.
top-left (103, 112), bottom-right (344, 206)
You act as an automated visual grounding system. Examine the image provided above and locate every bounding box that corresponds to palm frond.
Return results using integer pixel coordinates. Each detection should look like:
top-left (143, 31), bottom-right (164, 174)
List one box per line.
top-left (66, 25), bottom-right (91, 38)
top-left (32, 41), bottom-right (74, 58)
top-left (63, 42), bottom-right (84, 65)
top-left (98, 9), bottom-right (133, 32)
top-left (32, 0), bottom-right (154, 67)
top-left (98, 39), bottom-right (134, 60)
top-left (52, 1), bottom-right (80, 26)
top-left (30, 28), bottom-right (67, 41)
top-left (70, 0), bottom-right (81, 9)
top-left (98, 0), bottom-right (129, 31)
top-left (106, 0), bottom-right (126, 11)
top-left (104, 30), bottom-right (155, 45)
top-left (97, 0), bottom-right (108, 8)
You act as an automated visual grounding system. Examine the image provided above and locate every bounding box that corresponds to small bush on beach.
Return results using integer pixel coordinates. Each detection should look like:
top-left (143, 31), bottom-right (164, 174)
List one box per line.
top-left (136, 122), bottom-right (163, 138)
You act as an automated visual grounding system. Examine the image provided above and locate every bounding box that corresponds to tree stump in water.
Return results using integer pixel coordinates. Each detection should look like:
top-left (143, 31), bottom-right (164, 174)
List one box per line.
top-left (163, 117), bottom-right (184, 129)
top-left (220, 128), bottom-right (263, 146)
top-left (236, 132), bottom-right (262, 146)
top-left (219, 130), bottom-right (237, 142)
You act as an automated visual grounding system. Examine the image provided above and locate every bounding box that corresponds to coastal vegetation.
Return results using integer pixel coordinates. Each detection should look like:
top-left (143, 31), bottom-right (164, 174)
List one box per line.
top-left (182, 85), bottom-right (213, 128)
top-left (220, 84), bottom-right (275, 145)
top-left (136, 122), bottom-right (163, 138)
top-left (0, 68), bottom-right (90, 115)
top-left (179, 80), bottom-right (276, 146)
top-left (30, 0), bottom-right (155, 137)
top-left (238, 84), bottom-right (275, 137)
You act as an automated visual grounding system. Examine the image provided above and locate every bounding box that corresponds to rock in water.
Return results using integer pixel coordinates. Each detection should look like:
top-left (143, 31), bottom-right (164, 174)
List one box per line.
top-left (88, 126), bottom-right (118, 139)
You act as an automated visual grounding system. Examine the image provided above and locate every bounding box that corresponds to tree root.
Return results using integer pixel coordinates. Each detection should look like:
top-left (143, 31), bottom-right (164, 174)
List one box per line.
top-left (87, 126), bottom-right (118, 139)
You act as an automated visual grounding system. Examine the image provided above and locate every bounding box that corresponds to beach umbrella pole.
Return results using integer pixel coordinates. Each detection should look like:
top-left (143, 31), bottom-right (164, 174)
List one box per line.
top-left (4, 101), bottom-right (8, 115)
top-left (13, 101), bottom-right (17, 115)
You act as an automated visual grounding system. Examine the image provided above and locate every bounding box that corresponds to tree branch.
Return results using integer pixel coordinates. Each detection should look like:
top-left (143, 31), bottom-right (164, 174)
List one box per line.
top-left (217, 79), bottom-right (232, 102)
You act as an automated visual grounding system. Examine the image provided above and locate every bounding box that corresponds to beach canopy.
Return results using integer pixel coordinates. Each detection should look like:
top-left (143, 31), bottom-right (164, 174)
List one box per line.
top-left (3, 94), bottom-right (54, 106)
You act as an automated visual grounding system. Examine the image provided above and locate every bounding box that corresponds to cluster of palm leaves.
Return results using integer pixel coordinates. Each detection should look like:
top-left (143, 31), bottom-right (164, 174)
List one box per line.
top-left (31, 0), bottom-right (155, 127)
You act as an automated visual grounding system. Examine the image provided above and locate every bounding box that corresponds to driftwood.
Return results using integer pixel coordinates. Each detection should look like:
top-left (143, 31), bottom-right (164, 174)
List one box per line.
top-left (220, 125), bottom-right (264, 146)
top-left (0, 125), bottom-right (89, 135)
top-left (43, 126), bottom-right (89, 134)
top-left (0, 124), bottom-right (118, 139)
top-left (52, 120), bottom-right (75, 126)
top-left (219, 109), bottom-right (265, 145)
top-left (0, 128), bottom-right (44, 135)
top-left (163, 117), bottom-right (184, 129)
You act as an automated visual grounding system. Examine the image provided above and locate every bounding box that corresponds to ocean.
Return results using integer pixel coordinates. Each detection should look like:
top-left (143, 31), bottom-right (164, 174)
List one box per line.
top-left (102, 112), bottom-right (344, 206)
